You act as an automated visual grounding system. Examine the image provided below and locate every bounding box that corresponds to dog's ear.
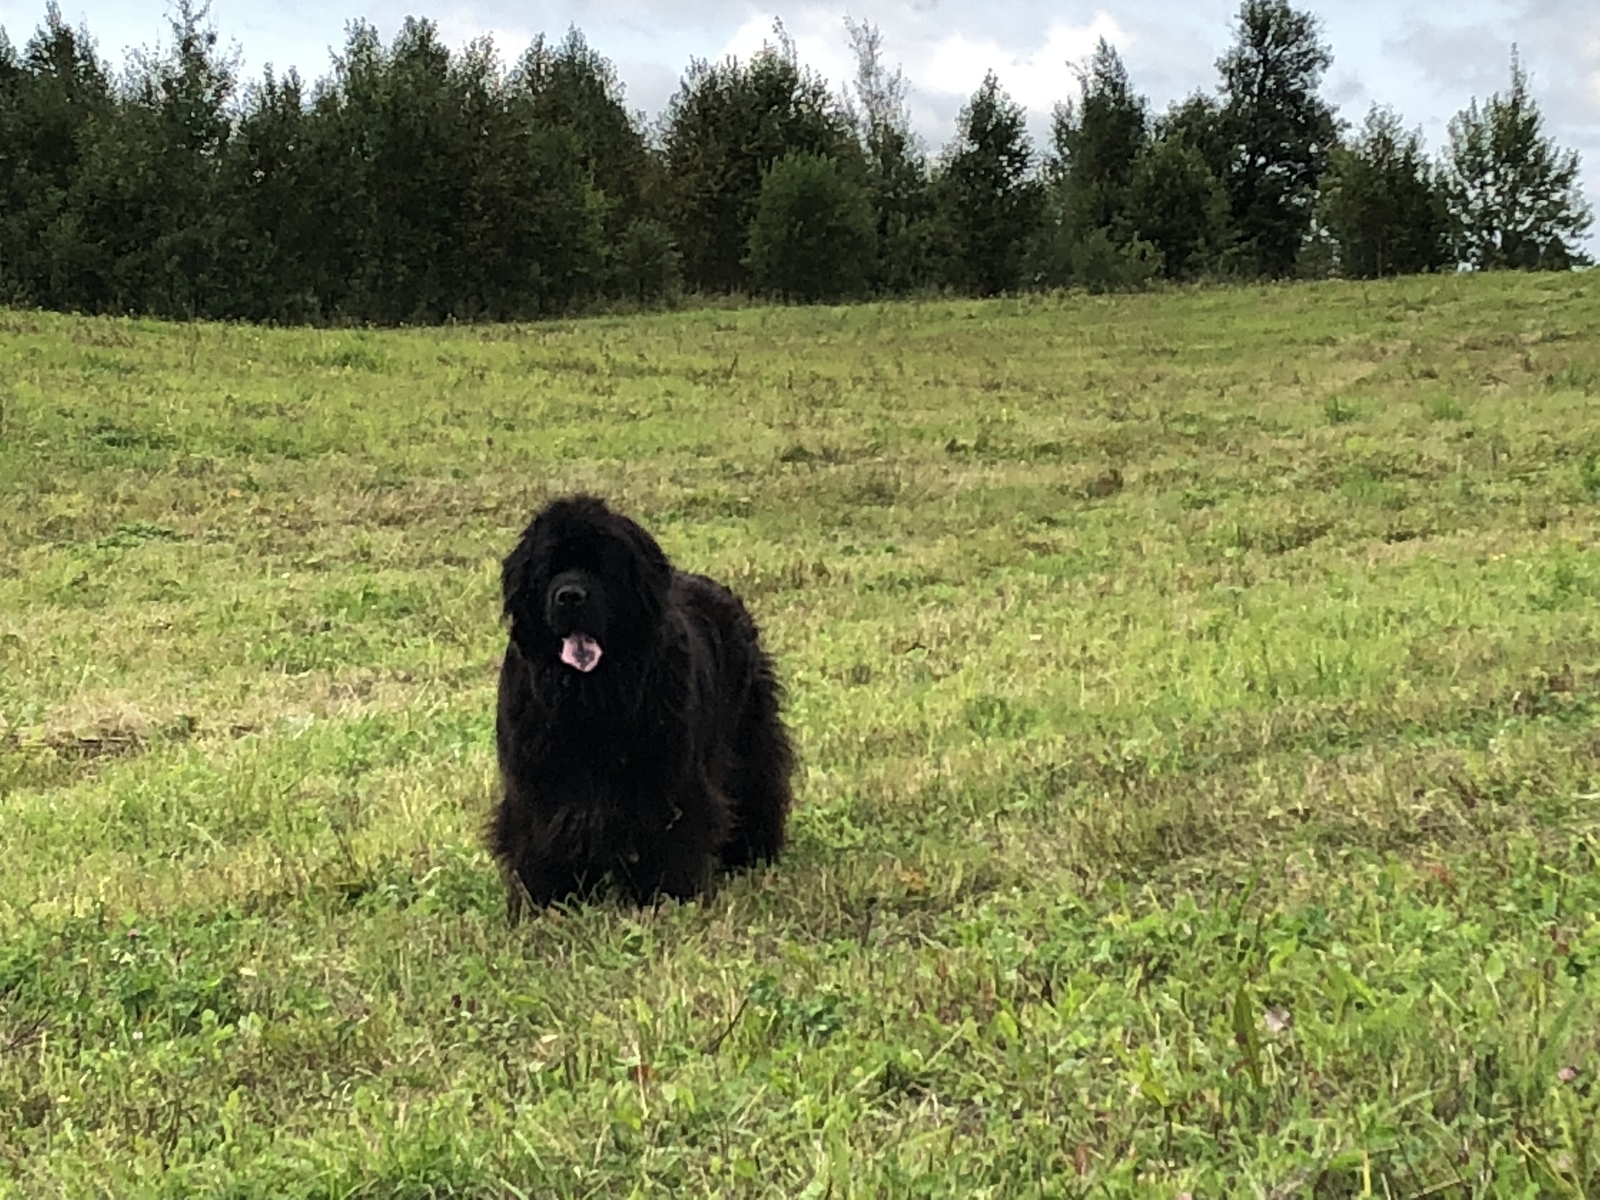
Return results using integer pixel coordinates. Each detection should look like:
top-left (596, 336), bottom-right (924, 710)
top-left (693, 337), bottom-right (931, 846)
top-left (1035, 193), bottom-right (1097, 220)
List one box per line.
top-left (623, 520), bottom-right (672, 623)
top-left (501, 523), bottom-right (543, 656)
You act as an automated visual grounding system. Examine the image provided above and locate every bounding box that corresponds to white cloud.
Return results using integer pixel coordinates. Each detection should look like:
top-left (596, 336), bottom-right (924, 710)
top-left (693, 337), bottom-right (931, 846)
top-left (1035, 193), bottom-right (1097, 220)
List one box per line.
top-left (1582, 28), bottom-right (1600, 106)
top-left (920, 14), bottom-right (1128, 110)
top-left (720, 8), bottom-right (855, 86)
top-left (712, 6), bottom-right (1130, 154)
top-left (719, 7), bottom-right (1127, 105)
top-left (429, 14), bottom-right (534, 61)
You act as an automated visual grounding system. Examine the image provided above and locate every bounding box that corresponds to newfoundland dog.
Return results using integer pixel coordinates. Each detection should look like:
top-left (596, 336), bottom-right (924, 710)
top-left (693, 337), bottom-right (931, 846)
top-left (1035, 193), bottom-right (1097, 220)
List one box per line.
top-left (487, 494), bottom-right (795, 914)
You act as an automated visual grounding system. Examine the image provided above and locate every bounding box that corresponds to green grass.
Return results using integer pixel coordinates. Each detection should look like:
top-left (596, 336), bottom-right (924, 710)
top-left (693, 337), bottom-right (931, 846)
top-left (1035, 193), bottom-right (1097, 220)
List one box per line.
top-left (3, 273), bottom-right (1600, 1197)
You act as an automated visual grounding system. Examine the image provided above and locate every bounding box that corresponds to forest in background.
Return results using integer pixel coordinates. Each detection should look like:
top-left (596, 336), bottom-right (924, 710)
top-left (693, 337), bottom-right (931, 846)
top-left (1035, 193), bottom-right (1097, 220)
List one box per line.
top-left (0, 0), bottom-right (1592, 324)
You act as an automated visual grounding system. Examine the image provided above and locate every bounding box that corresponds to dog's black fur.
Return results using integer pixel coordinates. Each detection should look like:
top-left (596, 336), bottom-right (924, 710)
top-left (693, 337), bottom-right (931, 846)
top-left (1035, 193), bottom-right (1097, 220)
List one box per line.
top-left (488, 494), bottom-right (794, 913)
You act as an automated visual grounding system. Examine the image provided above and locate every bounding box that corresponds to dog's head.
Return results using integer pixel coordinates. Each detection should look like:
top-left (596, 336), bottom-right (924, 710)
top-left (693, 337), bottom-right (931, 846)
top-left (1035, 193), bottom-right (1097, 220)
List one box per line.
top-left (501, 495), bottom-right (672, 675)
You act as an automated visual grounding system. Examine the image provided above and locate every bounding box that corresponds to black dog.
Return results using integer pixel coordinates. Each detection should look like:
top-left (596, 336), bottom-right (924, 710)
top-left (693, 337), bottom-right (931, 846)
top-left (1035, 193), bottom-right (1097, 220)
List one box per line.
top-left (488, 495), bottom-right (795, 913)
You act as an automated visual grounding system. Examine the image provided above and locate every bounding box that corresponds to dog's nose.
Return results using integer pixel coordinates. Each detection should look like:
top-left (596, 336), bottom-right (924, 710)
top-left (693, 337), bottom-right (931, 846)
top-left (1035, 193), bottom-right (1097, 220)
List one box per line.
top-left (554, 583), bottom-right (586, 609)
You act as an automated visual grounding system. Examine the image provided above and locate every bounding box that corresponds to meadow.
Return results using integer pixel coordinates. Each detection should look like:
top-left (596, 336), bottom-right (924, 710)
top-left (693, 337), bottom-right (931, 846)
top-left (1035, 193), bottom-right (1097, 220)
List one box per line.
top-left (2, 273), bottom-right (1600, 1197)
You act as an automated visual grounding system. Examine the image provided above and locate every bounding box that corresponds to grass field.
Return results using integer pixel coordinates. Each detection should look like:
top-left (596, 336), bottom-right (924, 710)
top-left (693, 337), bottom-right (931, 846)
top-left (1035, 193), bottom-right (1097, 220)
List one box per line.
top-left (2, 274), bottom-right (1600, 1197)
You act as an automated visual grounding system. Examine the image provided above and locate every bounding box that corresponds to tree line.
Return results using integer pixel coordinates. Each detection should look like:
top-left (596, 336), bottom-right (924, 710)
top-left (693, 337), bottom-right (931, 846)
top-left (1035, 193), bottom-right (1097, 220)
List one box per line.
top-left (0, 0), bottom-right (1591, 324)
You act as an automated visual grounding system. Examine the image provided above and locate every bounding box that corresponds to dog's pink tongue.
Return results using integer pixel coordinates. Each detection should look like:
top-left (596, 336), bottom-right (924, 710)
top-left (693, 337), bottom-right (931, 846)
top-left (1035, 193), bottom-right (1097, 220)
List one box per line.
top-left (560, 634), bottom-right (602, 673)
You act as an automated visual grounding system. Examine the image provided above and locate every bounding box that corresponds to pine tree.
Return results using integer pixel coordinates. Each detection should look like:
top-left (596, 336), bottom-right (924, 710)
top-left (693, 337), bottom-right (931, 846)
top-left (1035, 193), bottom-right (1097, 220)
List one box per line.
top-left (0, 4), bottom-right (111, 305)
top-left (1319, 105), bottom-right (1449, 278)
top-left (662, 24), bottom-right (856, 293)
top-left (1124, 137), bottom-right (1233, 279)
top-left (1047, 39), bottom-right (1147, 234)
top-left (225, 66), bottom-right (317, 320)
top-left (1031, 39), bottom-right (1157, 288)
top-left (940, 71), bottom-right (1040, 295)
top-left (63, 0), bottom-right (237, 315)
top-left (514, 28), bottom-right (655, 245)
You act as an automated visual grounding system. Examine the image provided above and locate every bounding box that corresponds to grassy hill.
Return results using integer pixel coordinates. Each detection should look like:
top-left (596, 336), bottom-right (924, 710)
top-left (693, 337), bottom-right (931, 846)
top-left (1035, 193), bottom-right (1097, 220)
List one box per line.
top-left (3, 273), bottom-right (1600, 1196)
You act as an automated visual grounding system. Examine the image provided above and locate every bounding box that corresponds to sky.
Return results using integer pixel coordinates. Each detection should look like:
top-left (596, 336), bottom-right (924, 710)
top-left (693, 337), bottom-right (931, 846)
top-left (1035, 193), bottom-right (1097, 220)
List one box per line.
top-left (3, 0), bottom-right (1597, 231)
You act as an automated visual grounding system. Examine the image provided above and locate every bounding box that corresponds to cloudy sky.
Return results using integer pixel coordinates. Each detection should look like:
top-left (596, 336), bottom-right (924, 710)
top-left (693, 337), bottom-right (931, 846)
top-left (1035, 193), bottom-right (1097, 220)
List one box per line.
top-left (4, 0), bottom-right (1597, 230)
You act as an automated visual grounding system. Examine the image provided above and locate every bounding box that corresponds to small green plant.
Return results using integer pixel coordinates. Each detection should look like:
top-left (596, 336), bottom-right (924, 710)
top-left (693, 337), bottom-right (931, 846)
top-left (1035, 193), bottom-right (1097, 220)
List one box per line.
top-left (312, 343), bottom-right (390, 373)
top-left (963, 693), bottom-right (1033, 740)
top-left (1324, 395), bottom-right (1359, 424)
top-left (1579, 449), bottom-right (1600, 499)
top-left (1423, 393), bottom-right (1466, 420)
top-left (1547, 362), bottom-right (1598, 394)
top-left (745, 151), bottom-right (876, 303)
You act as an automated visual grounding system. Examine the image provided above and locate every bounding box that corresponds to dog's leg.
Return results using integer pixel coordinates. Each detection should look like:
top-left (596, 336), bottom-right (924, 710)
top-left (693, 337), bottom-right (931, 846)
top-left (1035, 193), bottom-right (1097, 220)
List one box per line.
top-left (625, 853), bottom-right (714, 905)
top-left (624, 799), bottom-right (723, 904)
top-left (719, 689), bottom-right (795, 870)
top-left (513, 853), bottom-right (588, 914)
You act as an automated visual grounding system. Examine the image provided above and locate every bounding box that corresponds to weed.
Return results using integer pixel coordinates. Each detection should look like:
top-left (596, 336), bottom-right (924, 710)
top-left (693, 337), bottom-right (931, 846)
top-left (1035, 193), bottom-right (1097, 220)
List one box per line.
top-left (1579, 449), bottom-right (1600, 500)
top-left (1424, 393), bottom-right (1467, 421)
top-left (1324, 395), bottom-right (1360, 424)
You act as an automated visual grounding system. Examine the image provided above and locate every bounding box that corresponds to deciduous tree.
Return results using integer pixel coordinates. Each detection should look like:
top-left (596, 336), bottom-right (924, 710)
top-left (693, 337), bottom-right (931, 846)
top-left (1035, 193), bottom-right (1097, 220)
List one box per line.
top-left (1215, 0), bottom-right (1337, 276)
top-left (1441, 48), bottom-right (1592, 270)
